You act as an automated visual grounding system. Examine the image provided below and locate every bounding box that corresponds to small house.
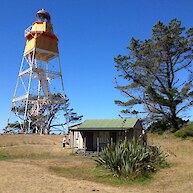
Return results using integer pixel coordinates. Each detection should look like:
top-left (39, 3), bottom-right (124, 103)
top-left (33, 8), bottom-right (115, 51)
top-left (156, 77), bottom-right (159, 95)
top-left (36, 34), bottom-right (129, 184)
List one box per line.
top-left (69, 118), bottom-right (144, 153)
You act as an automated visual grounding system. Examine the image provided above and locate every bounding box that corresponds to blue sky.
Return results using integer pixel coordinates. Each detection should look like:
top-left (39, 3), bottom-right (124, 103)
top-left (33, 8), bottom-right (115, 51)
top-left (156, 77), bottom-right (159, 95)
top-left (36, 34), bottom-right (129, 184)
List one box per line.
top-left (1, 0), bottom-right (193, 132)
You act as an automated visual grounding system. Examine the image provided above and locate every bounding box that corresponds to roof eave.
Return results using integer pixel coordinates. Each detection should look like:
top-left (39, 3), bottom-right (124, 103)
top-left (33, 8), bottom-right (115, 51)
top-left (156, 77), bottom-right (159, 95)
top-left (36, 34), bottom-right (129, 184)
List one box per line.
top-left (70, 127), bottom-right (132, 131)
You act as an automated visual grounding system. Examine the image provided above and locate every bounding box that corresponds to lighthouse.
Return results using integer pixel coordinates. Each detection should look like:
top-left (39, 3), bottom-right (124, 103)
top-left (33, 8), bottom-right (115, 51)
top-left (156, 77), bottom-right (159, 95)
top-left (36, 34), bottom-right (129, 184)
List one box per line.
top-left (6, 9), bottom-right (81, 134)
top-left (24, 9), bottom-right (58, 62)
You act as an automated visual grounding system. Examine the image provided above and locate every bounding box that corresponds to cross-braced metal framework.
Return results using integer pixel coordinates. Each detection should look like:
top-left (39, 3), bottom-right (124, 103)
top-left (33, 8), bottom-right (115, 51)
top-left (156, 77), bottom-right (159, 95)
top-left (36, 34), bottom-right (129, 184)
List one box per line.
top-left (6, 49), bottom-right (69, 134)
top-left (6, 9), bottom-right (82, 134)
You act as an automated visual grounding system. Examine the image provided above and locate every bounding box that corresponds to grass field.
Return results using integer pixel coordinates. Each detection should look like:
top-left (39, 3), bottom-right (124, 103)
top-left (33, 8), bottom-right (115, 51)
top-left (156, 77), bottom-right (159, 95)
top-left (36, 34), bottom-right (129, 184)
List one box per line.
top-left (0, 133), bottom-right (192, 193)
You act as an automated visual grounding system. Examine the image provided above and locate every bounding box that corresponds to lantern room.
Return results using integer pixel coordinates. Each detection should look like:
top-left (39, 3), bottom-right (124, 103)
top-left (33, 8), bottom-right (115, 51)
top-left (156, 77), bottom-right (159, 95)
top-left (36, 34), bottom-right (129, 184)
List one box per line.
top-left (24, 9), bottom-right (58, 61)
top-left (36, 9), bottom-right (51, 22)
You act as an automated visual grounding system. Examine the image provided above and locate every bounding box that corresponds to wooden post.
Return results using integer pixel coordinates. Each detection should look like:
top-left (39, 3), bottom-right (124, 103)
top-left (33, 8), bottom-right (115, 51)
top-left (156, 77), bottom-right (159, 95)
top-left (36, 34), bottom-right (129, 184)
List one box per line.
top-left (97, 137), bottom-right (99, 155)
top-left (71, 130), bottom-right (74, 154)
top-left (125, 129), bottom-right (127, 140)
top-left (84, 137), bottom-right (86, 156)
top-left (110, 137), bottom-right (113, 144)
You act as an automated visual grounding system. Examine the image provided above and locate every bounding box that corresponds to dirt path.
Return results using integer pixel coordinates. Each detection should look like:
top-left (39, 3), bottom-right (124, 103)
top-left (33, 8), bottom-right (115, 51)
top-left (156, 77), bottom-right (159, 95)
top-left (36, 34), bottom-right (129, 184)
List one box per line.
top-left (0, 160), bottom-right (136, 193)
top-left (0, 158), bottom-right (185, 193)
top-left (0, 135), bottom-right (193, 193)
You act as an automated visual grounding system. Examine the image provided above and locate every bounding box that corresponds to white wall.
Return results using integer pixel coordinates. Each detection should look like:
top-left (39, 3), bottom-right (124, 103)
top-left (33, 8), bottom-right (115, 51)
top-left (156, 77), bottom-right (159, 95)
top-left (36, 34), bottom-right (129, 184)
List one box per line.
top-left (70, 130), bottom-right (84, 149)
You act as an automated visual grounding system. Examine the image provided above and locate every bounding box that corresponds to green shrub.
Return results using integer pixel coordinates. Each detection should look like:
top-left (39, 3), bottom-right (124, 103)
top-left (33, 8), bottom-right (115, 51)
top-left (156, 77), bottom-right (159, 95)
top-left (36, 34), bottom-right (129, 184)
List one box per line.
top-left (148, 120), bottom-right (170, 134)
top-left (95, 139), bottom-right (167, 179)
top-left (149, 118), bottom-right (188, 134)
top-left (174, 124), bottom-right (193, 138)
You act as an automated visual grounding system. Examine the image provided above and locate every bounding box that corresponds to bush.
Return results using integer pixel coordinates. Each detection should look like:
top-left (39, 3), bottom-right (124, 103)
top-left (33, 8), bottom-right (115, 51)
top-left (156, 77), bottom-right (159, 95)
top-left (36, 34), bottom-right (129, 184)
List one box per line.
top-left (148, 120), bottom-right (170, 134)
top-left (174, 124), bottom-right (193, 138)
top-left (95, 139), bottom-right (167, 179)
top-left (149, 118), bottom-right (188, 134)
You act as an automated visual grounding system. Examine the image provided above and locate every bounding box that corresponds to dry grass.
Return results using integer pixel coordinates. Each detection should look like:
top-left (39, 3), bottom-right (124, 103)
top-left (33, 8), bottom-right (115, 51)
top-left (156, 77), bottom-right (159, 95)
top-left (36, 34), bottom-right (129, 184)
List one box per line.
top-left (0, 134), bottom-right (61, 146)
top-left (0, 133), bottom-right (193, 193)
top-left (143, 133), bottom-right (193, 193)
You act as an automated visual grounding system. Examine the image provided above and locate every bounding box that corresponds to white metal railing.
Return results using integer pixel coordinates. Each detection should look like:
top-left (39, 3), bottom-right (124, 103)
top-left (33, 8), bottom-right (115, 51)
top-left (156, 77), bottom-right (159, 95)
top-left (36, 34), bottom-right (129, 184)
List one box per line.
top-left (24, 25), bottom-right (32, 35)
top-left (12, 94), bottom-right (28, 102)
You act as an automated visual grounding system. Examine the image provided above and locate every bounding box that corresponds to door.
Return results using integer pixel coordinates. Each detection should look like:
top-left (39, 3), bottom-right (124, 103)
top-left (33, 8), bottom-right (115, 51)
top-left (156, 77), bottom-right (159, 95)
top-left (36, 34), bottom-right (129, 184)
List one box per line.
top-left (84, 132), bottom-right (93, 150)
top-left (110, 132), bottom-right (117, 143)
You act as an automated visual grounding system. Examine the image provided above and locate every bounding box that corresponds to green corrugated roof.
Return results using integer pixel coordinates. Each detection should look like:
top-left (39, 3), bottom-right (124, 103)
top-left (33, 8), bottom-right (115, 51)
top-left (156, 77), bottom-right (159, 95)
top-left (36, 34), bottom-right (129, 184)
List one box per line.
top-left (78, 118), bottom-right (139, 130)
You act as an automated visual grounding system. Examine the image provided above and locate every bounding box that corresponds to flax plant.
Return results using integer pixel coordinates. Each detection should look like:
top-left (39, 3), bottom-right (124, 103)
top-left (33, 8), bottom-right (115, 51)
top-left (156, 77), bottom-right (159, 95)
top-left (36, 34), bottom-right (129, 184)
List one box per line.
top-left (96, 139), bottom-right (167, 178)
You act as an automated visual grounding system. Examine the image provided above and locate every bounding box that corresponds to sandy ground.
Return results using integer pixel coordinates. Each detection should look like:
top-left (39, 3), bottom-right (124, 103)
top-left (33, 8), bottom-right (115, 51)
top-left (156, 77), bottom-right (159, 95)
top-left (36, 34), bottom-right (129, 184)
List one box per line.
top-left (1, 155), bottom-right (192, 193)
top-left (0, 134), bottom-right (193, 193)
top-left (0, 160), bottom-right (135, 193)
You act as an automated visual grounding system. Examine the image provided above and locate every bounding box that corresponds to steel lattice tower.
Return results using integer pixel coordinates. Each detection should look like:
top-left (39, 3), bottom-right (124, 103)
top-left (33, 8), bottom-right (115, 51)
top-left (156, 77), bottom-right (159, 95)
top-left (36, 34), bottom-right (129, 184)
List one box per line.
top-left (6, 9), bottom-right (72, 134)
